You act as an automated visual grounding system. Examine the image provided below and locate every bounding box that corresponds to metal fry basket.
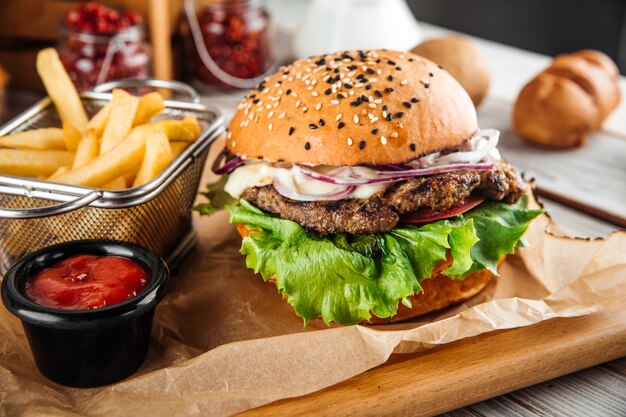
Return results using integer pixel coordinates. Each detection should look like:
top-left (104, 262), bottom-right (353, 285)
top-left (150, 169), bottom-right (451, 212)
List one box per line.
top-left (0, 82), bottom-right (224, 274)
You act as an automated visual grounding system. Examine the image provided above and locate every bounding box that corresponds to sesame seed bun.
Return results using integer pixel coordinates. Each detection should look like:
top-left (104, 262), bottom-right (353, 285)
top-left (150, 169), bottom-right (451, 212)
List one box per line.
top-left (227, 50), bottom-right (477, 166)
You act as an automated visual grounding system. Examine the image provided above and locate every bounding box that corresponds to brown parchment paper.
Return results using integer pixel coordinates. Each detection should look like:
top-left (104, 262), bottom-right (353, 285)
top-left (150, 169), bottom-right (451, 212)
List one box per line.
top-left (1, 185), bottom-right (625, 416)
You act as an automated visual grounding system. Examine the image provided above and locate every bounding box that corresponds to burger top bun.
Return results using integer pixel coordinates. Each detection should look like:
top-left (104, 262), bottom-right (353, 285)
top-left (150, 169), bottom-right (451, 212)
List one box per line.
top-left (227, 50), bottom-right (477, 166)
top-left (411, 35), bottom-right (491, 107)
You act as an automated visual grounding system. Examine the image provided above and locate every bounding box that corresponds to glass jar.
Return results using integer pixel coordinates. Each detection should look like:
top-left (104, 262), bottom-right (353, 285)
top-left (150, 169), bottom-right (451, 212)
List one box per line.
top-left (188, 0), bottom-right (274, 89)
top-left (58, 21), bottom-right (151, 91)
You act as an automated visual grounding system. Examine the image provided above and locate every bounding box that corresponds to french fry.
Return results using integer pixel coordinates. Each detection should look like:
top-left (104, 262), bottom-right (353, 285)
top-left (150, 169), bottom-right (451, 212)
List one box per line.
top-left (150, 115), bottom-right (201, 142)
top-left (53, 125), bottom-right (150, 187)
top-left (170, 141), bottom-right (190, 158)
top-left (133, 92), bottom-right (165, 126)
top-left (87, 103), bottom-right (111, 137)
top-left (36, 48), bottom-right (88, 131)
top-left (100, 89), bottom-right (140, 153)
top-left (0, 128), bottom-right (65, 150)
top-left (48, 166), bottom-right (68, 179)
top-left (103, 177), bottom-right (127, 190)
top-left (72, 129), bottom-right (99, 169)
top-left (0, 149), bottom-right (74, 177)
top-left (63, 123), bottom-right (81, 152)
top-left (133, 131), bottom-right (173, 187)
top-left (123, 165), bottom-right (140, 186)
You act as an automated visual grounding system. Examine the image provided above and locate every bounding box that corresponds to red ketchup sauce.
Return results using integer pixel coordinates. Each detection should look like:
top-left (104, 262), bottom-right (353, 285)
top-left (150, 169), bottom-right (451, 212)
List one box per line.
top-left (25, 255), bottom-right (148, 310)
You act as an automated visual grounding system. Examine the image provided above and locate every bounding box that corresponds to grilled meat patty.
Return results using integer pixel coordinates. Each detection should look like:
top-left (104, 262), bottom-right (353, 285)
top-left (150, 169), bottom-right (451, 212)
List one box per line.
top-left (241, 162), bottom-right (525, 235)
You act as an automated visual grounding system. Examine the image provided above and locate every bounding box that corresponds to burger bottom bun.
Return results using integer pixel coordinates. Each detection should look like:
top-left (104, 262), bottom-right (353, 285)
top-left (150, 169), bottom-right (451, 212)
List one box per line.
top-left (367, 267), bottom-right (494, 324)
top-left (237, 224), bottom-right (496, 325)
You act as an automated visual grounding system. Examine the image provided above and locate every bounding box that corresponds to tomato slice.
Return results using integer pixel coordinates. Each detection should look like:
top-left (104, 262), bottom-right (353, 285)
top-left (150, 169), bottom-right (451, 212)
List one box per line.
top-left (400, 195), bottom-right (485, 225)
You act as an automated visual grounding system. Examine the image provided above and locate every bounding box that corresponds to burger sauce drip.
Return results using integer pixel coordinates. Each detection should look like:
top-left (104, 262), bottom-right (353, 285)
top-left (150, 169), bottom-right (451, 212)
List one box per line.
top-left (26, 255), bottom-right (148, 310)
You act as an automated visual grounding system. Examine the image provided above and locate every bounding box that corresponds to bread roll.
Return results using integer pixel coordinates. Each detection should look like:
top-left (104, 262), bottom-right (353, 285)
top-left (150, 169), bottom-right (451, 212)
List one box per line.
top-left (513, 50), bottom-right (620, 148)
top-left (412, 35), bottom-right (491, 107)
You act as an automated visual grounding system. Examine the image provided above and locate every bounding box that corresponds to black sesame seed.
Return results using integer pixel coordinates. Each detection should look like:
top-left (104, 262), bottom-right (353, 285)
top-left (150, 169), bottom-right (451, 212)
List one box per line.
top-left (424, 83), bottom-right (430, 89)
top-left (385, 87), bottom-right (394, 93)
top-left (338, 122), bottom-right (345, 129)
top-left (337, 94), bottom-right (344, 99)
top-left (411, 97), bottom-right (419, 103)
top-left (395, 111), bottom-right (404, 118)
top-left (309, 124), bottom-right (318, 130)
top-left (438, 65), bottom-right (443, 69)
top-left (305, 142), bottom-right (311, 150)
top-left (366, 68), bottom-right (375, 74)
top-left (408, 58), bottom-right (414, 62)
top-left (374, 90), bottom-right (383, 98)
top-left (382, 105), bottom-right (388, 111)
top-left (361, 77), bottom-right (368, 83)
top-left (403, 102), bottom-right (412, 108)
top-left (387, 75), bottom-right (393, 81)
top-left (395, 66), bottom-right (402, 71)
top-left (365, 84), bottom-right (372, 90)
top-left (410, 143), bottom-right (416, 152)
top-left (252, 99), bottom-right (260, 104)
top-left (356, 73), bottom-right (364, 80)
top-left (386, 114), bottom-right (393, 121)
top-left (428, 72), bottom-right (434, 77)
top-left (359, 140), bottom-right (366, 150)
top-left (249, 94), bottom-right (256, 98)
top-left (376, 59), bottom-right (381, 63)
top-left (361, 95), bottom-right (369, 102)
top-left (372, 128), bottom-right (379, 134)
top-left (325, 88), bottom-right (332, 95)
top-left (334, 68), bottom-right (340, 73)
top-left (289, 127), bottom-right (295, 136)
top-left (387, 60), bottom-right (396, 65)
top-left (350, 100), bottom-right (361, 106)
top-left (319, 119), bottom-right (325, 126)
top-left (347, 65), bottom-right (357, 70)
top-left (314, 58), bottom-right (326, 66)
top-left (286, 89), bottom-right (292, 95)
top-left (358, 50), bottom-right (367, 59)
top-left (344, 83), bottom-right (353, 89)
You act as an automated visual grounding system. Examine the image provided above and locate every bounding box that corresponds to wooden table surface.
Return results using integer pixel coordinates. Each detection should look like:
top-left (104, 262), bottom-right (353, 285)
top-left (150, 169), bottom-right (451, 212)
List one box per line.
top-left (3, 20), bottom-right (625, 417)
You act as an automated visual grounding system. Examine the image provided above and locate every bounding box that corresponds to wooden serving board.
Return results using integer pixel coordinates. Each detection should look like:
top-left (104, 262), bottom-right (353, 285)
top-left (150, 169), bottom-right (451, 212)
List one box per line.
top-left (239, 299), bottom-right (626, 416)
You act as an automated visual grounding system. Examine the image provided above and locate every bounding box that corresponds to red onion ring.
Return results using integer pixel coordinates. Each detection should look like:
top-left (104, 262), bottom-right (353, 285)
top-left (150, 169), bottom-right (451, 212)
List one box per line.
top-left (212, 150), bottom-right (244, 175)
top-left (272, 178), bottom-right (356, 201)
top-left (296, 160), bottom-right (494, 186)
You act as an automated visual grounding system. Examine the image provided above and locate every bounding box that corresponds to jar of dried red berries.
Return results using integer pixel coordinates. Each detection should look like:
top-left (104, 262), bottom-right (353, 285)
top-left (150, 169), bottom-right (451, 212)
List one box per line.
top-left (186, 0), bottom-right (274, 89)
top-left (58, 2), bottom-right (151, 91)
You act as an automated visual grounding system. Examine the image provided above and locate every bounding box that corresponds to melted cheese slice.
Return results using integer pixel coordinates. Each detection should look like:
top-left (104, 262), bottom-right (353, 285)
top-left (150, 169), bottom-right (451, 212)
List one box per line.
top-left (224, 162), bottom-right (387, 200)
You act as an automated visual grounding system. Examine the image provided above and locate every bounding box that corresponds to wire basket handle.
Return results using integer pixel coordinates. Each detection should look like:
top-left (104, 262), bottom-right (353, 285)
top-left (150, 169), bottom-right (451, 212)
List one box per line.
top-left (0, 190), bottom-right (102, 219)
top-left (94, 79), bottom-right (201, 103)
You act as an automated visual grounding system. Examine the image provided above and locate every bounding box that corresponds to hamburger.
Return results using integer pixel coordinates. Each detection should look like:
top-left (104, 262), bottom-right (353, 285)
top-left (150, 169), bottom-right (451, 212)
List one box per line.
top-left (197, 50), bottom-right (541, 325)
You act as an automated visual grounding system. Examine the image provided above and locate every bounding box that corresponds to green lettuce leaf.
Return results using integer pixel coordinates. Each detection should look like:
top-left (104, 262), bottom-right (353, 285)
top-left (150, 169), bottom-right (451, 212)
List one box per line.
top-left (228, 197), bottom-right (542, 325)
top-left (194, 175), bottom-right (235, 215)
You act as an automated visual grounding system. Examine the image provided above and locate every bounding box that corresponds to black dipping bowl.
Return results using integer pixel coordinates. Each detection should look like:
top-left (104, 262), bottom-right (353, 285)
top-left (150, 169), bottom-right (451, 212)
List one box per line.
top-left (1, 240), bottom-right (169, 388)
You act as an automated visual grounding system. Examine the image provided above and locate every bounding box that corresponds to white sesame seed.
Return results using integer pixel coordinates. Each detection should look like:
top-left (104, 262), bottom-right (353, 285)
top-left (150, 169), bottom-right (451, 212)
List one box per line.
top-left (390, 132), bottom-right (399, 138)
top-left (401, 79), bottom-right (408, 85)
top-left (323, 75), bottom-right (330, 81)
top-left (288, 77), bottom-right (294, 82)
top-left (398, 122), bottom-right (404, 129)
top-left (376, 69), bottom-right (382, 75)
top-left (380, 136), bottom-right (387, 145)
top-left (268, 111), bottom-right (274, 118)
top-left (307, 86), bottom-right (314, 91)
top-left (240, 121), bottom-right (245, 127)
top-left (348, 72), bottom-right (356, 77)
top-left (273, 102), bottom-right (279, 108)
top-left (368, 113), bottom-right (374, 119)
top-left (355, 83), bottom-right (363, 88)
top-left (256, 100), bottom-right (263, 107)
top-left (263, 88), bottom-right (270, 94)
top-left (374, 99), bottom-right (382, 104)
top-left (305, 67), bottom-right (311, 72)
top-left (292, 92), bottom-right (298, 97)
top-left (340, 73), bottom-right (346, 79)
top-left (282, 75), bottom-right (288, 80)
top-left (362, 109), bottom-right (367, 116)
top-left (369, 78), bottom-right (377, 82)
top-left (305, 79), bottom-right (311, 85)
top-left (421, 79), bottom-right (428, 84)
top-left (315, 102), bottom-right (322, 110)
top-left (349, 90), bottom-right (355, 96)
top-left (274, 83), bottom-right (280, 87)
top-left (371, 117), bottom-right (379, 123)
top-left (331, 99), bottom-right (340, 105)
top-left (368, 103), bottom-right (376, 109)
top-left (227, 131), bottom-right (232, 139)
top-left (243, 120), bottom-right (249, 127)
top-left (244, 107), bottom-right (250, 115)
top-left (347, 137), bottom-right (353, 145)
top-left (337, 81), bottom-right (342, 88)
top-left (277, 90), bottom-right (283, 95)
top-left (296, 73), bottom-right (302, 79)
top-left (354, 115), bottom-right (359, 123)
top-left (311, 79), bottom-right (318, 85)
top-left (265, 104), bottom-right (272, 109)
top-left (312, 91), bottom-right (319, 97)
top-left (268, 123), bottom-right (273, 131)
top-left (335, 114), bottom-right (343, 121)
top-left (296, 100), bottom-right (301, 108)
top-left (302, 106), bottom-right (308, 112)
top-left (399, 54), bottom-right (405, 59)
top-left (361, 65), bottom-right (367, 71)
top-left (279, 112), bottom-right (286, 119)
